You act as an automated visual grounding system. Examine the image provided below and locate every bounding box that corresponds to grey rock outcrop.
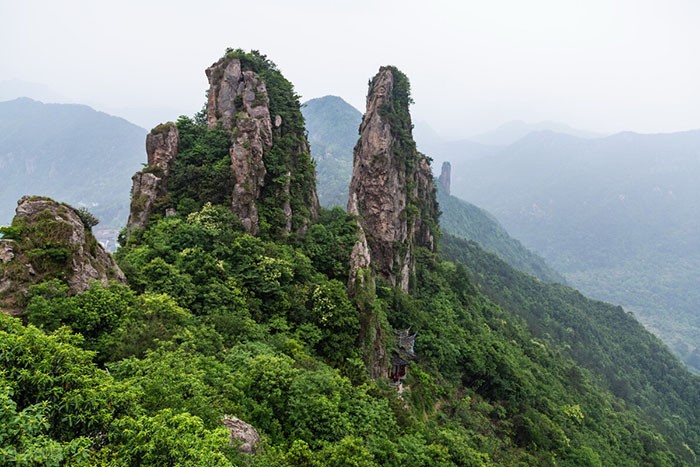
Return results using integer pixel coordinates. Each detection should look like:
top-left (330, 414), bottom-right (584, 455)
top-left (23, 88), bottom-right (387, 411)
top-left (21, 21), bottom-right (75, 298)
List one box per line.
top-left (206, 56), bottom-right (271, 234)
top-left (347, 66), bottom-right (439, 292)
top-left (0, 241), bottom-right (15, 264)
top-left (126, 123), bottom-right (179, 234)
top-left (205, 53), bottom-right (319, 235)
top-left (146, 123), bottom-right (180, 176)
top-left (438, 161), bottom-right (451, 196)
top-left (347, 193), bottom-right (372, 295)
top-left (124, 50), bottom-right (318, 239)
top-left (222, 416), bottom-right (260, 454)
top-left (0, 196), bottom-right (125, 314)
top-left (126, 172), bottom-right (159, 233)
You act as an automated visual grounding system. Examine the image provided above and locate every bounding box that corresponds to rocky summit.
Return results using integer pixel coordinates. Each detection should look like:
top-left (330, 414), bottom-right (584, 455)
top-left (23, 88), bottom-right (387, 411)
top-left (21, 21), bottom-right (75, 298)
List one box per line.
top-left (126, 50), bottom-right (319, 238)
top-left (348, 66), bottom-right (439, 291)
top-left (206, 54), bottom-right (276, 235)
top-left (0, 196), bottom-right (125, 313)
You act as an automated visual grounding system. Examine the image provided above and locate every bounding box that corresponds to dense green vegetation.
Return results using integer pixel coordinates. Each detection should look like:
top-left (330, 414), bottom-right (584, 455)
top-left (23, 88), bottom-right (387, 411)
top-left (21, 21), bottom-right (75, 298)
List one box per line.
top-left (0, 97), bottom-right (145, 245)
top-left (3, 199), bottom-right (700, 463)
top-left (167, 114), bottom-right (233, 215)
top-left (446, 129), bottom-right (700, 371)
top-left (442, 234), bottom-right (700, 459)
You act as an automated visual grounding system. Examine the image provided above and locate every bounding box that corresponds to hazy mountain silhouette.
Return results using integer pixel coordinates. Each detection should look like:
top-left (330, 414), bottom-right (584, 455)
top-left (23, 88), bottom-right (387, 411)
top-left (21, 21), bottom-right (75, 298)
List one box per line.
top-left (0, 97), bottom-right (145, 247)
top-left (448, 128), bottom-right (700, 370)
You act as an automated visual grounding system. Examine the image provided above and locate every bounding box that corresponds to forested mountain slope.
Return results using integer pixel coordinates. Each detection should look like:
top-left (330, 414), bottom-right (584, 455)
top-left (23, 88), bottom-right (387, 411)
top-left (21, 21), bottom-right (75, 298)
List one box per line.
top-left (438, 189), bottom-right (564, 283)
top-left (301, 95), bottom-right (362, 209)
top-left (443, 234), bottom-right (700, 452)
top-left (447, 129), bottom-right (700, 371)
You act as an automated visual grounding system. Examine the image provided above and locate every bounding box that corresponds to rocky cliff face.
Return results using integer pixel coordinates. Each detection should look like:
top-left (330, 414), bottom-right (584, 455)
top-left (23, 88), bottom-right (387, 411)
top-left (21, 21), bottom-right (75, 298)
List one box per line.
top-left (206, 55), bottom-right (272, 235)
top-left (125, 50), bottom-right (318, 238)
top-left (0, 196), bottom-right (125, 313)
top-left (126, 123), bottom-right (179, 234)
top-left (347, 66), bottom-right (439, 291)
top-left (438, 161), bottom-right (451, 195)
top-left (206, 51), bottom-right (319, 236)
top-left (146, 123), bottom-right (180, 176)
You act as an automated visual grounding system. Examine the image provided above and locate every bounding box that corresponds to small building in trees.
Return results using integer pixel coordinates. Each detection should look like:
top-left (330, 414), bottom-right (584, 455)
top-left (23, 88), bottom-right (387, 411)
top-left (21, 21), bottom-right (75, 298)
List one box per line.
top-left (390, 328), bottom-right (417, 387)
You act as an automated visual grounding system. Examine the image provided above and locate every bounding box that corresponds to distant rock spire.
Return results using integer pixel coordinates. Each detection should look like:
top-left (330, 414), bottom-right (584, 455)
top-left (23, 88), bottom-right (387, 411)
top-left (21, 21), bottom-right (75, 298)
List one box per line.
top-left (438, 161), bottom-right (451, 196)
top-left (347, 66), bottom-right (438, 292)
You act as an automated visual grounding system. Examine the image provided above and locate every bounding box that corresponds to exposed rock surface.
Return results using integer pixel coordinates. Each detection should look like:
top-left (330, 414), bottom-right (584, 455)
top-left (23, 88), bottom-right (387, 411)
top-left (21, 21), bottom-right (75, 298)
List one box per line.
top-left (126, 123), bottom-right (179, 234)
top-left (125, 50), bottom-right (318, 239)
top-left (146, 123), bottom-right (180, 176)
top-left (206, 56), bottom-right (271, 234)
top-left (126, 172), bottom-right (159, 233)
top-left (0, 196), bottom-right (125, 314)
top-left (347, 192), bottom-right (372, 295)
top-left (205, 53), bottom-right (319, 235)
top-left (0, 241), bottom-right (15, 264)
top-left (222, 416), bottom-right (260, 454)
top-left (438, 161), bottom-right (451, 196)
top-left (347, 66), bottom-right (439, 291)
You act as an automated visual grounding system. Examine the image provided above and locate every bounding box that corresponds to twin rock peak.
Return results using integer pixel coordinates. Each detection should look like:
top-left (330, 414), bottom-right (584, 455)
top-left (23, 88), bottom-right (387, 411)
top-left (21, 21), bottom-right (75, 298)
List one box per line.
top-left (127, 50), bottom-right (319, 238)
top-left (127, 53), bottom-right (439, 292)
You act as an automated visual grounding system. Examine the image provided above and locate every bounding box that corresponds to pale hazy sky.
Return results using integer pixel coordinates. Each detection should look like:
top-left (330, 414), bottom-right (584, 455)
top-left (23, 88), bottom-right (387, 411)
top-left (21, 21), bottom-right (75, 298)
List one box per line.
top-left (1, 0), bottom-right (699, 137)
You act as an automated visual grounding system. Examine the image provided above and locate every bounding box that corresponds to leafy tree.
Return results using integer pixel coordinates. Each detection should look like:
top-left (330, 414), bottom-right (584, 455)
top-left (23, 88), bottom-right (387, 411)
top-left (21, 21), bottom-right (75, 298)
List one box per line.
top-left (75, 207), bottom-right (99, 230)
top-left (99, 409), bottom-right (235, 466)
top-left (0, 383), bottom-right (92, 466)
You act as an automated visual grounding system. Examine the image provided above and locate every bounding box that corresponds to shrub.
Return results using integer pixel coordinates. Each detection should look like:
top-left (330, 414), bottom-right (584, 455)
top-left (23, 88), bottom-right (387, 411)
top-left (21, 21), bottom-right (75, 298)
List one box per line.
top-left (76, 207), bottom-right (99, 230)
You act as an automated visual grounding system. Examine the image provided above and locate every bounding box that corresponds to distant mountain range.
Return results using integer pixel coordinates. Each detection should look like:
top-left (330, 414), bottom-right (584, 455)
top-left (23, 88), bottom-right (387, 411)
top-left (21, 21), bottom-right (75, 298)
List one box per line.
top-left (469, 119), bottom-right (603, 146)
top-left (447, 128), bottom-right (700, 371)
top-left (0, 79), bottom-right (182, 130)
top-left (0, 97), bottom-right (145, 248)
top-left (417, 120), bottom-right (603, 171)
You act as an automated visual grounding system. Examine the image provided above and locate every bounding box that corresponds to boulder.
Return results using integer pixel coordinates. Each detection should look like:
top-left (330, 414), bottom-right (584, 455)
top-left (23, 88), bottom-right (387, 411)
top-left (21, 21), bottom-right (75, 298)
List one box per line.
top-left (0, 196), bottom-right (125, 313)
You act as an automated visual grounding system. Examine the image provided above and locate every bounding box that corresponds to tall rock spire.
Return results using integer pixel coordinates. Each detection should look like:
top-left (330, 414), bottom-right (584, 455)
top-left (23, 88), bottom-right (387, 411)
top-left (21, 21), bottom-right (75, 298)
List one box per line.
top-left (438, 161), bottom-right (451, 196)
top-left (125, 49), bottom-right (319, 239)
top-left (205, 50), bottom-right (319, 236)
top-left (205, 56), bottom-right (272, 235)
top-left (347, 66), bottom-right (439, 292)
